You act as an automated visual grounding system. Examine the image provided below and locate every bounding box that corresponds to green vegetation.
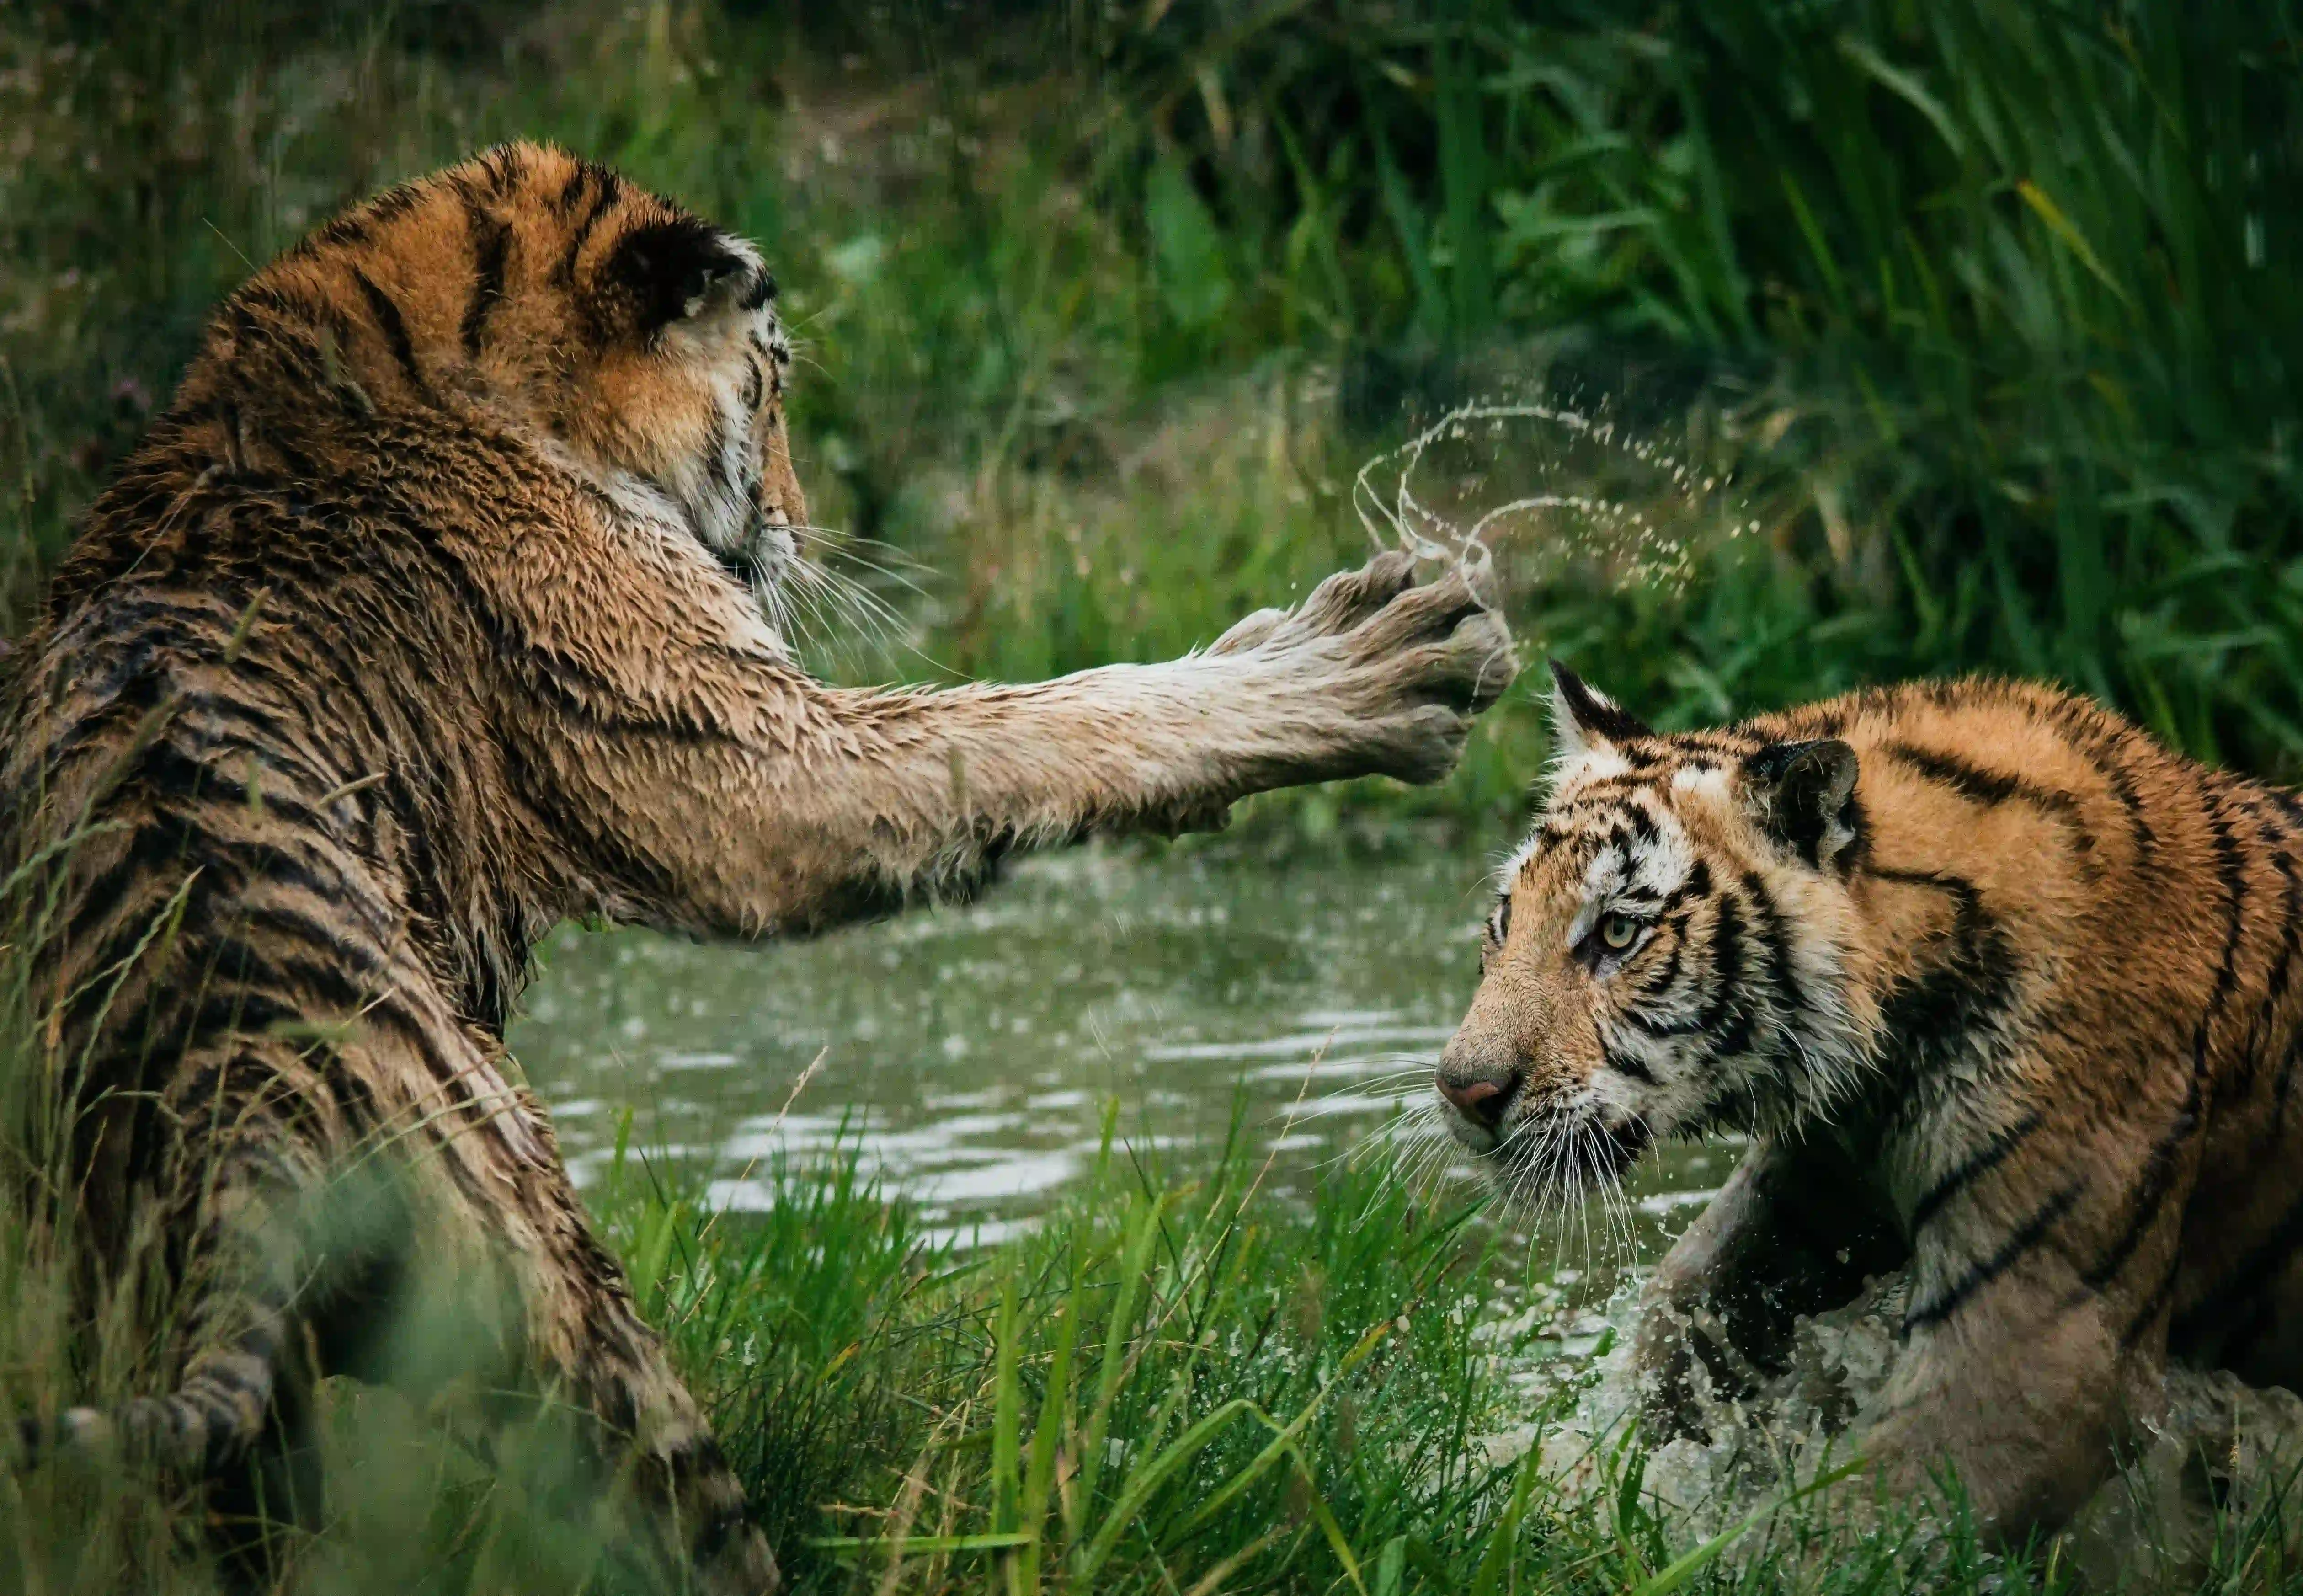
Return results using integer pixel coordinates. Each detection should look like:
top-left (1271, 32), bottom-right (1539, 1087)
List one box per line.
top-left (13, 1108), bottom-right (2298, 1593)
top-left (6, 0), bottom-right (2303, 1589)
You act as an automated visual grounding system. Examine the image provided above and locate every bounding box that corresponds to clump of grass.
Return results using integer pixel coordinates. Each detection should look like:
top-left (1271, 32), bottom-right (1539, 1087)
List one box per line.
top-left (602, 1103), bottom-right (2303, 1596)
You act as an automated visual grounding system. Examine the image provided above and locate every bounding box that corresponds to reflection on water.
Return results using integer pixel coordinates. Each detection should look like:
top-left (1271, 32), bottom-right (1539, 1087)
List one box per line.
top-left (512, 843), bottom-right (1715, 1252)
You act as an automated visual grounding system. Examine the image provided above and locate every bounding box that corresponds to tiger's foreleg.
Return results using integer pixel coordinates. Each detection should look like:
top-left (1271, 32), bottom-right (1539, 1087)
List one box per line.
top-left (1846, 1079), bottom-right (2200, 1542)
top-left (533, 553), bottom-right (1516, 940)
top-left (1633, 1137), bottom-right (1903, 1441)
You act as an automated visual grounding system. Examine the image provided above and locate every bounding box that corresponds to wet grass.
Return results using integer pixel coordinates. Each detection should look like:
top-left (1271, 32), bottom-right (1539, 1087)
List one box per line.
top-left (9, 1087), bottom-right (2303, 1593)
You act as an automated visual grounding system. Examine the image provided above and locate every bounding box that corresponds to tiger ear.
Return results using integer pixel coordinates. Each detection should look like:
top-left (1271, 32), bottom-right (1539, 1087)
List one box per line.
top-left (606, 217), bottom-right (750, 336)
top-left (1743, 739), bottom-right (1861, 868)
top-left (1548, 660), bottom-right (1653, 758)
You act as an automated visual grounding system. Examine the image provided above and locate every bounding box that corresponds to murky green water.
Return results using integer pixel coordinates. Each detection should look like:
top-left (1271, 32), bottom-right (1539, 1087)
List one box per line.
top-left (512, 843), bottom-right (1719, 1252)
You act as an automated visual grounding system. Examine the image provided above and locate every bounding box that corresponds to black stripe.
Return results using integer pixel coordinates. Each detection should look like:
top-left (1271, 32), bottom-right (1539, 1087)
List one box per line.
top-left (1865, 865), bottom-right (2018, 1115)
top-left (1908, 1108), bottom-right (2043, 1234)
top-left (2232, 808), bottom-right (2298, 1100)
top-left (233, 902), bottom-right (389, 980)
top-left (2173, 1186), bottom-right (2303, 1357)
top-left (2082, 1071), bottom-right (2203, 1292)
top-left (195, 934), bottom-right (371, 1016)
top-left (2122, 1257), bottom-right (2182, 1349)
top-left (703, 412), bottom-right (733, 494)
top-left (1621, 803), bottom-right (1661, 851)
top-left (1883, 742), bottom-right (2095, 873)
top-left (1599, 1043), bottom-right (1658, 1085)
top-left (1658, 858), bottom-right (1712, 914)
top-left (350, 269), bottom-right (433, 404)
top-left (1628, 917), bottom-right (1689, 1004)
top-left (1694, 893), bottom-right (1755, 1061)
top-left (558, 174), bottom-right (620, 287)
top-left (2082, 802), bottom-right (2245, 1290)
top-left (461, 197), bottom-right (512, 356)
top-left (1880, 743), bottom-right (2053, 811)
top-left (1905, 1182), bottom-right (2079, 1330)
top-left (2038, 688), bottom-right (2158, 866)
top-left (1739, 870), bottom-right (1805, 1037)
top-left (2107, 756), bottom-right (2157, 865)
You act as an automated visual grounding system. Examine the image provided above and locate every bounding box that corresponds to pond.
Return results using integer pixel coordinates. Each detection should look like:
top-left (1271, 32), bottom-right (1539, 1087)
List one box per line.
top-left (512, 842), bottom-right (1722, 1258)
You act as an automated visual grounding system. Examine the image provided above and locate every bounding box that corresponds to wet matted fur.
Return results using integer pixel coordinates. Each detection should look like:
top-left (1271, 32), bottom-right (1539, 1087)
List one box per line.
top-left (0, 141), bottom-right (1516, 1591)
top-left (1436, 663), bottom-right (2303, 1543)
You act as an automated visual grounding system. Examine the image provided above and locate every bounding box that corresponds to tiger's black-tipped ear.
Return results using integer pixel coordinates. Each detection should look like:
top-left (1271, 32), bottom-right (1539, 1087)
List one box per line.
top-left (607, 217), bottom-right (753, 335)
top-left (1548, 660), bottom-right (1653, 758)
top-left (1744, 739), bottom-right (1861, 868)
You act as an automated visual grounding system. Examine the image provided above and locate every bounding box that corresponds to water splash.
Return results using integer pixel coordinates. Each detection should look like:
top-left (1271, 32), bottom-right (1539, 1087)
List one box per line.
top-left (1481, 1265), bottom-right (2303, 1577)
top-left (1352, 399), bottom-right (1756, 597)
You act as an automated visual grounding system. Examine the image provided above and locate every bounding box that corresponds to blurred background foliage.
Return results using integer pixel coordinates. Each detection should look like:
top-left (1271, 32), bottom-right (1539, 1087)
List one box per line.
top-left (4, 0), bottom-right (2300, 839)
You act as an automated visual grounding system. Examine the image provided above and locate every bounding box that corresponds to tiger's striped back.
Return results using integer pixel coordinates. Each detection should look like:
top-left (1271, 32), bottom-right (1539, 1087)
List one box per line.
top-left (0, 140), bottom-right (800, 1590)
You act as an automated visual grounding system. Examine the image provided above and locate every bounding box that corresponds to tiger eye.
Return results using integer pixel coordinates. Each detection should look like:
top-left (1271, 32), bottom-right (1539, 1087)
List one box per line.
top-left (1600, 913), bottom-right (1640, 950)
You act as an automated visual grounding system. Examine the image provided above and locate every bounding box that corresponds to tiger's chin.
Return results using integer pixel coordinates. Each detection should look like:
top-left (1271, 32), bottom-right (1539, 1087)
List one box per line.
top-left (712, 514), bottom-right (799, 592)
top-left (1465, 1111), bottom-right (1650, 1206)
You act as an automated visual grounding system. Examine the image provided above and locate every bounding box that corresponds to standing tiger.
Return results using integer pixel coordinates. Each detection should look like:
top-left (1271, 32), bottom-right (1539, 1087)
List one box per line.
top-left (0, 141), bottom-right (1517, 1591)
top-left (1437, 662), bottom-right (2303, 1543)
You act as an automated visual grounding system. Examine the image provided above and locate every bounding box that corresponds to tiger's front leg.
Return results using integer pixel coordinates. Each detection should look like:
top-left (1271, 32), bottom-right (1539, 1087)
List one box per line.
top-left (522, 551), bottom-right (1517, 940)
top-left (1634, 1137), bottom-right (1903, 1440)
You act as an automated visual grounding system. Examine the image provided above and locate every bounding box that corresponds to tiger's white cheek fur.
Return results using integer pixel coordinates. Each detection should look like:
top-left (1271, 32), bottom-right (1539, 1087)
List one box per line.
top-left (642, 254), bottom-right (795, 576)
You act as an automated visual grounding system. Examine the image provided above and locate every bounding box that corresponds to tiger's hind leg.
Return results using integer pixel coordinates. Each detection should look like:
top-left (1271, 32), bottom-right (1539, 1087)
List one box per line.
top-left (57, 1044), bottom-right (396, 1587)
top-left (451, 1142), bottom-right (779, 1596)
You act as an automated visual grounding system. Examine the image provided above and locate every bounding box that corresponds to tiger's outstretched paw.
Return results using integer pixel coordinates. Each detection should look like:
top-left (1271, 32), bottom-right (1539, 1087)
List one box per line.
top-left (1220, 553), bottom-right (1518, 787)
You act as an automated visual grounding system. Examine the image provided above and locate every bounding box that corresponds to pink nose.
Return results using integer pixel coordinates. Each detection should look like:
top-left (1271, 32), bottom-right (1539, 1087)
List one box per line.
top-left (1436, 1073), bottom-right (1517, 1131)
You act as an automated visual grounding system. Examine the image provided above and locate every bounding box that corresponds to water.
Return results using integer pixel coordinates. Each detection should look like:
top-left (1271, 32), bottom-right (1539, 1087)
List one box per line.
top-left (512, 842), bottom-right (1715, 1250)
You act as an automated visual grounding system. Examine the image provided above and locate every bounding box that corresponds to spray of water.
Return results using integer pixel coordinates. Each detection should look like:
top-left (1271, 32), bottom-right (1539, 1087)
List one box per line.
top-left (1349, 398), bottom-right (1757, 598)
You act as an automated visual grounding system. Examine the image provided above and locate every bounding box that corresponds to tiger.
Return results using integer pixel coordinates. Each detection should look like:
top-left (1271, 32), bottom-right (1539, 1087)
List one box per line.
top-left (1434, 661), bottom-right (2303, 1545)
top-left (0, 139), bottom-right (1517, 1592)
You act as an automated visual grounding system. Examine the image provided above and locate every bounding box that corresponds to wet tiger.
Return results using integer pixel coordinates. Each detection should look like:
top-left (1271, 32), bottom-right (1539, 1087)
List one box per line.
top-left (1436, 662), bottom-right (2303, 1542)
top-left (0, 141), bottom-right (1515, 1591)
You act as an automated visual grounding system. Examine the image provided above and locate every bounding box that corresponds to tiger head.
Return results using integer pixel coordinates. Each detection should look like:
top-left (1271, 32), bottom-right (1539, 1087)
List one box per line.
top-left (183, 140), bottom-right (804, 598)
top-left (1434, 663), bottom-right (1883, 1198)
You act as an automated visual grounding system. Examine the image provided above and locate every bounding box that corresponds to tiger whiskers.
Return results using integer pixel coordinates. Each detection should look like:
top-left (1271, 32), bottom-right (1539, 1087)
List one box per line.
top-left (754, 522), bottom-right (930, 670)
top-left (1493, 1109), bottom-right (1639, 1276)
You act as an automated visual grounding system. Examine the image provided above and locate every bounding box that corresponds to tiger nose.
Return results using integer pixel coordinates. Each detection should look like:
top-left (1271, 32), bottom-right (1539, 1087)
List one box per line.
top-left (1435, 1055), bottom-right (1521, 1132)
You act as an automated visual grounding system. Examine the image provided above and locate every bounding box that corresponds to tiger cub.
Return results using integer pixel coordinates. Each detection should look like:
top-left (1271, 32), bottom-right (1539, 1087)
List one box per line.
top-left (1437, 662), bottom-right (2303, 1542)
top-left (0, 141), bottom-right (1514, 1591)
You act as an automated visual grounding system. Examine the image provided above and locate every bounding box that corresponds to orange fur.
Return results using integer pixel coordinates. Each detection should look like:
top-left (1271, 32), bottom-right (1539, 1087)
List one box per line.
top-left (1439, 667), bottom-right (2303, 1540)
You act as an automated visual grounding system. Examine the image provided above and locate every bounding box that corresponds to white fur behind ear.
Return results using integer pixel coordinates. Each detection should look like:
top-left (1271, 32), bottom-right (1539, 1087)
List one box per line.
top-left (1549, 676), bottom-right (1596, 761)
top-left (1549, 674), bottom-right (1633, 759)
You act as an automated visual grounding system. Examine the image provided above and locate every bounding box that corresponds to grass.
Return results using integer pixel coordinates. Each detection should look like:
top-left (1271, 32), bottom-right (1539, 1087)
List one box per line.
top-left (9, 1093), bottom-right (2303, 1594)
top-left (6, 0), bottom-right (2303, 1588)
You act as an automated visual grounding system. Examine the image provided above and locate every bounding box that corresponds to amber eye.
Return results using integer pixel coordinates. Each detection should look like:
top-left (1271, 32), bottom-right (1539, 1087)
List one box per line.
top-left (1599, 912), bottom-right (1641, 951)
